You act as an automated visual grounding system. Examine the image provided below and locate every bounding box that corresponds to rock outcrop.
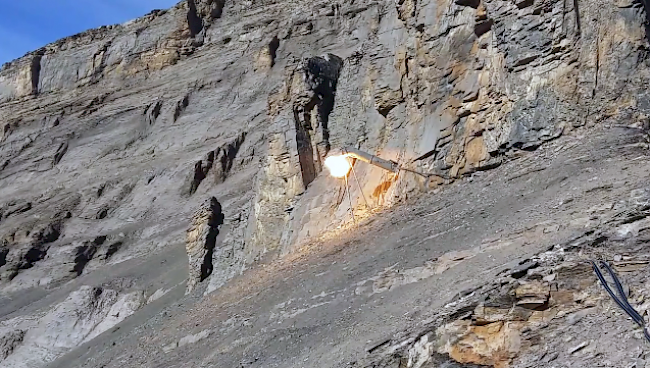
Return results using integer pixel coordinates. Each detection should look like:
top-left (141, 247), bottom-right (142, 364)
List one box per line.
top-left (1, 285), bottom-right (144, 367)
top-left (2, 0), bottom-right (650, 290)
top-left (1, 0), bottom-right (650, 366)
top-left (185, 197), bottom-right (224, 294)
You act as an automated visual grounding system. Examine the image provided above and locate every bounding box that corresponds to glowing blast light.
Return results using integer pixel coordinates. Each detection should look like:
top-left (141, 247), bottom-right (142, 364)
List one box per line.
top-left (325, 155), bottom-right (352, 178)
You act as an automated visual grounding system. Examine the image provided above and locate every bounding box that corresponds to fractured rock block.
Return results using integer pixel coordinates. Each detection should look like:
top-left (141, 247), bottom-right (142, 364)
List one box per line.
top-left (436, 320), bottom-right (522, 368)
top-left (514, 280), bottom-right (550, 309)
top-left (185, 197), bottom-right (224, 294)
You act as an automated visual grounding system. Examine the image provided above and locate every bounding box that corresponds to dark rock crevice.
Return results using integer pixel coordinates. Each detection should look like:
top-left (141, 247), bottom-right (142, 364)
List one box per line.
top-left (186, 197), bottom-right (225, 293)
top-left (573, 0), bottom-right (582, 36)
top-left (200, 200), bottom-right (223, 281)
top-left (187, 0), bottom-right (205, 37)
top-left (103, 241), bottom-right (123, 260)
top-left (2, 202), bottom-right (32, 220)
top-left (293, 101), bottom-right (319, 188)
top-left (269, 36), bottom-right (280, 67)
top-left (214, 132), bottom-right (247, 184)
top-left (475, 18), bottom-right (494, 37)
top-left (96, 207), bottom-right (109, 219)
top-left (80, 93), bottom-right (109, 117)
top-left (207, 0), bottom-right (227, 19)
top-left (377, 103), bottom-right (397, 118)
top-left (294, 54), bottom-right (344, 188)
top-left (0, 247), bottom-right (7, 268)
top-left (188, 160), bottom-right (208, 196)
top-left (30, 51), bottom-right (44, 95)
top-left (72, 236), bottom-right (106, 276)
top-left (455, 0), bottom-right (480, 9)
top-left (144, 100), bottom-right (163, 125)
top-left (52, 141), bottom-right (69, 166)
top-left (173, 94), bottom-right (190, 122)
top-left (2, 122), bottom-right (12, 142)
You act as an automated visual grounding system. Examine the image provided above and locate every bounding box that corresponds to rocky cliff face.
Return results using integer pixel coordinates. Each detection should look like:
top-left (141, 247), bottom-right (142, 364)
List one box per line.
top-left (1, 0), bottom-right (650, 366)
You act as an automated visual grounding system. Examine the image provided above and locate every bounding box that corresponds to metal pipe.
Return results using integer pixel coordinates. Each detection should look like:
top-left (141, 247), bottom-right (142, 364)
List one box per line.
top-left (343, 147), bottom-right (400, 173)
top-left (341, 147), bottom-right (449, 188)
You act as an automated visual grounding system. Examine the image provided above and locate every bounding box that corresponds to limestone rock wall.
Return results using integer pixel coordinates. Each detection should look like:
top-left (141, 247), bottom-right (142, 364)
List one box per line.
top-left (0, 0), bottom-right (227, 102)
top-left (1, 0), bottom-right (650, 363)
top-left (254, 0), bottom-right (650, 253)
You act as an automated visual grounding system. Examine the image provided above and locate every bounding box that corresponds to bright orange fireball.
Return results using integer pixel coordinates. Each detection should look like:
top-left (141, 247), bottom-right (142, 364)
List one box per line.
top-left (325, 155), bottom-right (352, 178)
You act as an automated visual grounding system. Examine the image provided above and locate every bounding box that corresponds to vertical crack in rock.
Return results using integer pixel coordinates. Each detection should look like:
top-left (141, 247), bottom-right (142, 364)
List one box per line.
top-left (573, 0), bottom-right (582, 36)
top-left (0, 247), bottom-right (7, 268)
top-left (187, 0), bottom-right (205, 38)
top-left (192, 0), bottom-right (226, 23)
top-left (186, 197), bottom-right (224, 294)
top-left (188, 160), bottom-right (208, 196)
top-left (30, 51), bottom-right (44, 95)
top-left (251, 54), bottom-right (342, 256)
top-left (214, 132), bottom-right (246, 184)
top-left (181, 0), bottom-right (226, 54)
top-left (89, 40), bottom-right (112, 84)
top-left (52, 141), bottom-right (69, 166)
top-left (269, 36), bottom-right (280, 67)
top-left (173, 94), bottom-right (190, 122)
top-left (293, 101), bottom-right (319, 188)
top-left (293, 53), bottom-right (343, 188)
top-left (144, 100), bottom-right (163, 126)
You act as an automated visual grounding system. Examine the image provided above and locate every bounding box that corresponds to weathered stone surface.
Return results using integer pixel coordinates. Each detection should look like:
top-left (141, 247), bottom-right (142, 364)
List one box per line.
top-left (1, 0), bottom-right (650, 366)
top-left (185, 197), bottom-right (224, 294)
top-left (437, 320), bottom-right (522, 368)
top-left (1, 285), bottom-right (143, 368)
top-left (0, 330), bottom-right (25, 361)
top-left (514, 280), bottom-right (550, 308)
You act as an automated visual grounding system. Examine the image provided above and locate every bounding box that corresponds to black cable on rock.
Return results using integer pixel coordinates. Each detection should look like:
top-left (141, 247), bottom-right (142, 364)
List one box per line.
top-left (591, 260), bottom-right (650, 344)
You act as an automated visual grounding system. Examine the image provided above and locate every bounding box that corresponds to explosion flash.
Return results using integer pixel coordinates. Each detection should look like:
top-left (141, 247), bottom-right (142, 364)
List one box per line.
top-left (324, 155), bottom-right (352, 178)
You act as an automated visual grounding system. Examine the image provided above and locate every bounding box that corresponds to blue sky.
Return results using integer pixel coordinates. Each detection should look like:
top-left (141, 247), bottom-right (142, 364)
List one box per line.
top-left (0, 0), bottom-right (180, 65)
